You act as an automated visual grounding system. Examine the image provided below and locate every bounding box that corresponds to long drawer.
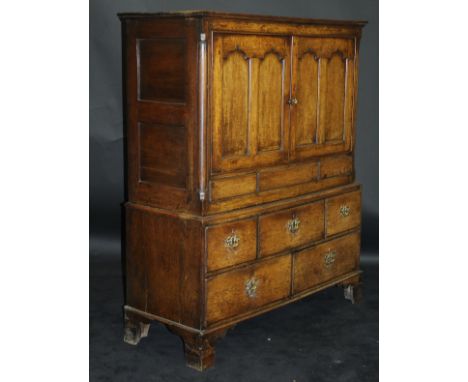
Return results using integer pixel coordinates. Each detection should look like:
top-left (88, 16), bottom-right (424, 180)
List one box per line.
top-left (206, 255), bottom-right (291, 324)
top-left (293, 232), bottom-right (360, 294)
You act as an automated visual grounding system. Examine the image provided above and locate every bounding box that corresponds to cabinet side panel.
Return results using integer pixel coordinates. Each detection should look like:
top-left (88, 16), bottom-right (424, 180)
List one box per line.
top-left (125, 208), bottom-right (147, 311)
top-left (139, 122), bottom-right (187, 188)
top-left (138, 37), bottom-right (187, 103)
top-left (121, 18), bottom-right (200, 212)
top-left (125, 204), bottom-right (203, 328)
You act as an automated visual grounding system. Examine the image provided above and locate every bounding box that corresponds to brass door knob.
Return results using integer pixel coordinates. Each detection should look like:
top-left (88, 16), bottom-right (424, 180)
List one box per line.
top-left (324, 250), bottom-right (337, 268)
top-left (340, 205), bottom-right (350, 217)
top-left (225, 231), bottom-right (240, 249)
top-left (287, 215), bottom-right (300, 234)
top-left (245, 277), bottom-right (259, 298)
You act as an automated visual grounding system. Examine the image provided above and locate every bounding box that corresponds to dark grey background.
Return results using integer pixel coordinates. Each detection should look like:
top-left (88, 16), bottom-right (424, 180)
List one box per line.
top-left (90, 0), bottom-right (378, 255)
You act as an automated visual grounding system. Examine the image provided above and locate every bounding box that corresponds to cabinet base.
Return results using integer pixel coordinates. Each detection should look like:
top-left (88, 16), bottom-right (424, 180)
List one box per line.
top-left (166, 325), bottom-right (230, 371)
top-left (122, 271), bottom-right (363, 371)
top-left (341, 274), bottom-right (363, 304)
top-left (123, 310), bottom-right (151, 345)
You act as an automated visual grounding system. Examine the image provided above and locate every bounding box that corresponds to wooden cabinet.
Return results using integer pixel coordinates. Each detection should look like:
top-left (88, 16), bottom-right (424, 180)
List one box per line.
top-left (119, 11), bottom-right (366, 371)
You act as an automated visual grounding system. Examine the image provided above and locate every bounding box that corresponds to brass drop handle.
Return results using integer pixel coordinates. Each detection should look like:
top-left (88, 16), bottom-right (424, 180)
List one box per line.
top-left (225, 231), bottom-right (240, 250)
top-left (288, 97), bottom-right (298, 105)
top-left (287, 214), bottom-right (301, 234)
top-left (324, 250), bottom-right (337, 268)
top-left (245, 277), bottom-right (259, 298)
top-left (340, 205), bottom-right (350, 217)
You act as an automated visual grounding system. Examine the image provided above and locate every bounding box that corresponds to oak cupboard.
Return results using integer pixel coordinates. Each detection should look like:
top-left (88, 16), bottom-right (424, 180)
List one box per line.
top-left (119, 11), bottom-right (366, 371)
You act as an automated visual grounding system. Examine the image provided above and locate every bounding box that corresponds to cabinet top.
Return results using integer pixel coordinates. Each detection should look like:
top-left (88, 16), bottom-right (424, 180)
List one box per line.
top-left (117, 10), bottom-right (367, 27)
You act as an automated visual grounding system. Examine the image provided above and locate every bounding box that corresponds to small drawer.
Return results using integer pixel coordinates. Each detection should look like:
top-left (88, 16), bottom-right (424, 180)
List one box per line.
top-left (259, 201), bottom-right (324, 257)
top-left (258, 162), bottom-right (318, 191)
top-left (210, 173), bottom-right (257, 201)
top-left (206, 218), bottom-right (257, 272)
top-left (293, 232), bottom-right (360, 294)
top-left (320, 154), bottom-right (353, 179)
top-left (326, 190), bottom-right (361, 236)
top-left (206, 255), bottom-right (291, 324)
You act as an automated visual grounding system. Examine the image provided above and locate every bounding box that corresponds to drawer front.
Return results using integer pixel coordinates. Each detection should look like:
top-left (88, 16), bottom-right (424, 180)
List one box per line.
top-left (258, 162), bottom-right (318, 191)
top-left (326, 190), bottom-right (361, 236)
top-left (259, 201), bottom-right (324, 256)
top-left (293, 232), bottom-right (360, 294)
top-left (320, 155), bottom-right (353, 179)
top-left (206, 255), bottom-right (291, 324)
top-left (210, 173), bottom-right (257, 201)
top-left (206, 218), bottom-right (257, 272)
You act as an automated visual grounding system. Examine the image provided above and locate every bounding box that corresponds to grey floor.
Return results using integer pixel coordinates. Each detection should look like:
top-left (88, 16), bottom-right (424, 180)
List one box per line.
top-left (90, 253), bottom-right (378, 382)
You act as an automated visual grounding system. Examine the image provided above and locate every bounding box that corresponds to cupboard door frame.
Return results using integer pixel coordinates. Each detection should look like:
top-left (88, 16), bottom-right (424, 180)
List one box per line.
top-left (209, 32), bottom-right (291, 174)
top-left (289, 36), bottom-right (357, 160)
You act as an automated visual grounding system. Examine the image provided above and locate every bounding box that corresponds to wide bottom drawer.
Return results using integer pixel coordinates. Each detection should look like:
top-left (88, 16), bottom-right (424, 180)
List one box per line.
top-left (206, 255), bottom-right (291, 324)
top-left (293, 232), bottom-right (360, 294)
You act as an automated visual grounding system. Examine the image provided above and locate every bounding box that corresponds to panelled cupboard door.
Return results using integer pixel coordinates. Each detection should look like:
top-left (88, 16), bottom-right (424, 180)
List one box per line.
top-left (290, 37), bottom-right (356, 159)
top-left (211, 33), bottom-right (291, 173)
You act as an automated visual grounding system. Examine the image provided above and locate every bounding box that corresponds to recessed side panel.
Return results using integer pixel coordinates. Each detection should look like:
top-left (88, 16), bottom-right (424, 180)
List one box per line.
top-left (139, 123), bottom-right (187, 189)
top-left (137, 38), bottom-right (187, 103)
